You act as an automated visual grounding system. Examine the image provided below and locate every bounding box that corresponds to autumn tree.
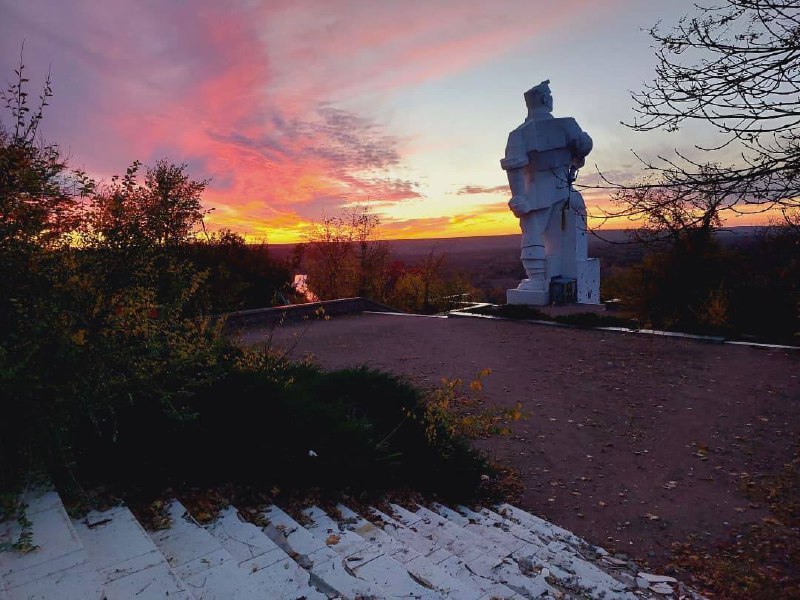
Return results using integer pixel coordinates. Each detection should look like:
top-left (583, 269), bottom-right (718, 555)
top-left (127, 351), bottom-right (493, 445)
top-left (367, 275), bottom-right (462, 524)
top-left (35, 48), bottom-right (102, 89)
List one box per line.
top-left (304, 213), bottom-right (356, 299)
top-left (0, 60), bottom-right (230, 490)
top-left (303, 205), bottom-right (388, 300)
top-left (0, 57), bottom-right (88, 252)
top-left (387, 251), bottom-right (473, 314)
top-left (142, 159), bottom-right (210, 247)
top-left (350, 205), bottom-right (387, 297)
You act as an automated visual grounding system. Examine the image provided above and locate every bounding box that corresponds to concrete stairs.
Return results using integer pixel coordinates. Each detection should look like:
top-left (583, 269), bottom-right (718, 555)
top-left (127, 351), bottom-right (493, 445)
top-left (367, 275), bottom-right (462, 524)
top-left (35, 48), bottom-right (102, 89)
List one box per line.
top-left (1, 489), bottom-right (702, 599)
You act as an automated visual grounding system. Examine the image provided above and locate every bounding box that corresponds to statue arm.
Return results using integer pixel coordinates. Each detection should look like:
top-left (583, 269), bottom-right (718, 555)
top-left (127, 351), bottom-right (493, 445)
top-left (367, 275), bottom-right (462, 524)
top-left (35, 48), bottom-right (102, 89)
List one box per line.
top-left (572, 131), bottom-right (593, 164)
top-left (500, 129), bottom-right (530, 217)
top-left (564, 119), bottom-right (593, 168)
top-left (500, 129), bottom-right (529, 170)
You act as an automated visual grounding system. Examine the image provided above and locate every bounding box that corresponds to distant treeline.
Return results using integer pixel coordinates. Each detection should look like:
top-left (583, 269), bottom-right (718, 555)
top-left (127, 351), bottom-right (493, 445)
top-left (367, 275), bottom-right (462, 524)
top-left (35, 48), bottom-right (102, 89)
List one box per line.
top-left (600, 226), bottom-right (800, 343)
top-left (284, 224), bottom-right (799, 342)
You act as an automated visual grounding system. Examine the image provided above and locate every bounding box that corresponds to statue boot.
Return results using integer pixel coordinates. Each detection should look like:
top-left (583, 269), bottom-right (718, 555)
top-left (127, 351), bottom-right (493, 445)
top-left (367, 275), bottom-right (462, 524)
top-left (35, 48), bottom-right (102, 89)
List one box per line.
top-left (519, 244), bottom-right (547, 291)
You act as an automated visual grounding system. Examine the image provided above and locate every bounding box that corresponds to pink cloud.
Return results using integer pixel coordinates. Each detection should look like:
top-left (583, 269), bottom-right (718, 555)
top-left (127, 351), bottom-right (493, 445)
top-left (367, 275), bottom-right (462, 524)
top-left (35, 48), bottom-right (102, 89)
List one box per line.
top-left (0, 0), bottom-right (617, 240)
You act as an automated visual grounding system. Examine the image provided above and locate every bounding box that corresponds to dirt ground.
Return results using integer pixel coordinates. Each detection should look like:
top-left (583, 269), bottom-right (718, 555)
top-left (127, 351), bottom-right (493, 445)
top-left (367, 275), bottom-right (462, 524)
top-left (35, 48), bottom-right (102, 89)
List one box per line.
top-left (239, 312), bottom-right (800, 570)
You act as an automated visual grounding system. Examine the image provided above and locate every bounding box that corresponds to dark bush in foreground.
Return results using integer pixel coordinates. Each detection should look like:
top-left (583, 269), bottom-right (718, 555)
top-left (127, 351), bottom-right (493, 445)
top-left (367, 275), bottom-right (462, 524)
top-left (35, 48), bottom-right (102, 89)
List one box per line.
top-left (71, 363), bottom-right (497, 504)
top-left (0, 64), bottom-right (499, 509)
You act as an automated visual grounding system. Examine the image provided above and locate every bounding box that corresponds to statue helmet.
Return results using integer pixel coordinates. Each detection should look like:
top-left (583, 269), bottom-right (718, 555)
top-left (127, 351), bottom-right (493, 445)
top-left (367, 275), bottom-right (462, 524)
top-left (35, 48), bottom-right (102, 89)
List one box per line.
top-left (524, 80), bottom-right (552, 110)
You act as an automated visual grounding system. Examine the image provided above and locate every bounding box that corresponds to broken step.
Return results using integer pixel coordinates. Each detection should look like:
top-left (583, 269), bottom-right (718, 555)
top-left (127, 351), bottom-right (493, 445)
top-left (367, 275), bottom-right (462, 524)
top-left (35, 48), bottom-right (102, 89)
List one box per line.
top-left (261, 504), bottom-right (389, 600)
top-left (206, 506), bottom-right (325, 600)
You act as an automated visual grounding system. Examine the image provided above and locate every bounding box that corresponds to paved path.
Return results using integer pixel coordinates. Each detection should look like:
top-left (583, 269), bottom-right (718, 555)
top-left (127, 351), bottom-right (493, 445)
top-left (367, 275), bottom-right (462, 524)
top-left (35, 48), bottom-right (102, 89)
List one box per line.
top-left (239, 313), bottom-right (800, 569)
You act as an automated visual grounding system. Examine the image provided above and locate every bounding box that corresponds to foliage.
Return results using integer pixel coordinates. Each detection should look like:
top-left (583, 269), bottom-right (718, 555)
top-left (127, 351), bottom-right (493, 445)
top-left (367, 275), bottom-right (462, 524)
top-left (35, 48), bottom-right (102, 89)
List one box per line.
top-left (185, 230), bottom-right (291, 313)
top-left (300, 208), bottom-right (472, 313)
top-left (386, 252), bottom-right (474, 314)
top-left (303, 205), bottom-right (390, 301)
top-left (605, 226), bottom-right (800, 341)
top-left (142, 159), bottom-right (210, 247)
top-left (0, 505), bottom-right (36, 554)
top-left (0, 65), bottom-right (237, 494)
top-left (634, 237), bottom-right (730, 335)
top-left (410, 369), bottom-right (525, 446)
top-left (0, 62), bottom-right (504, 510)
top-left (71, 358), bottom-right (512, 505)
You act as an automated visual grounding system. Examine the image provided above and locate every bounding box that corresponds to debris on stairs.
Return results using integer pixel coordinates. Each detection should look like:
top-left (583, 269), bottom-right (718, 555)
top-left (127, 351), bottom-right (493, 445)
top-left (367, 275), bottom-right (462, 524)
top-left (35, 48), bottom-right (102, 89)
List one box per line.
top-left (1, 489), bottom-right (706, 599)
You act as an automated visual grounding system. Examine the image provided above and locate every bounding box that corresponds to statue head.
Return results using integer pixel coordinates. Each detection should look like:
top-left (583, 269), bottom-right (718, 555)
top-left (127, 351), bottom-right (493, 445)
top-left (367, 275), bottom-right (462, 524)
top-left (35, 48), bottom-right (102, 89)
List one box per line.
top-left (524, 80), bottom-right (553, 117)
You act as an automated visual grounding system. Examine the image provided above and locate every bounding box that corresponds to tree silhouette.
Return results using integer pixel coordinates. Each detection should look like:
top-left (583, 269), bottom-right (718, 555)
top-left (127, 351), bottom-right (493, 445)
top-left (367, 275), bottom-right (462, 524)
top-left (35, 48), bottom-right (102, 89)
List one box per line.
top-left (603, 0), bottom-right (800, 230)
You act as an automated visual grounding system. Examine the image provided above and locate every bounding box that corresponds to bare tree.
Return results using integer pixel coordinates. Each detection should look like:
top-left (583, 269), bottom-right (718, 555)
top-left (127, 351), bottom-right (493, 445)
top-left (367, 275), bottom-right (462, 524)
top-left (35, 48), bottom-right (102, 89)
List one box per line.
top-left (602, 0), bottom-right (800, 231)
top-left (613, 168), bottom-right (725, 249)
top-left (304, 213), bottom-right (354, 300)
top-left (304, 205), bottom-right (386, 300)
top-left (347, 205), bottom-right (383, 297)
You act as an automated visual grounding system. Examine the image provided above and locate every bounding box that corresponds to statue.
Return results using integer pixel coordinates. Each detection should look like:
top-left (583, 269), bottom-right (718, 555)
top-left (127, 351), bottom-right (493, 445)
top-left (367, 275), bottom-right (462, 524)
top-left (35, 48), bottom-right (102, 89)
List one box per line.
top-left (501, 80), bottom-right (600, 305)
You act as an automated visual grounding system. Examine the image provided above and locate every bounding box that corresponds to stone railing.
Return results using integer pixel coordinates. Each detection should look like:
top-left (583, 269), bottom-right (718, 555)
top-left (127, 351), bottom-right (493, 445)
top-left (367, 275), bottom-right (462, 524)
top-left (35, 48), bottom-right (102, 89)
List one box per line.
top-left (220, 297), bottom-right (397, 329)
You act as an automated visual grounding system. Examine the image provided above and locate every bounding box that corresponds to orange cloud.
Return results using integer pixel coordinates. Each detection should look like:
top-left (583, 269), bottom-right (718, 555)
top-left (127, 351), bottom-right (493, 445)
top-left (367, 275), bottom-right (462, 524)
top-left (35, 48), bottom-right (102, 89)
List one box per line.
top-left (3, 0), bottom-right (628, 244)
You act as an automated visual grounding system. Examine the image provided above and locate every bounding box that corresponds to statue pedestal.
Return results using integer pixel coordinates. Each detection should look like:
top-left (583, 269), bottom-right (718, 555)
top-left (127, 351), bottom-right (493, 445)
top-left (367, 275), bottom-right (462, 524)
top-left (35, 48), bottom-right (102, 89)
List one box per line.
top-left (507, 287), bottom-right (549, 306)
top-left (574, 258), bottom-right (600, 304)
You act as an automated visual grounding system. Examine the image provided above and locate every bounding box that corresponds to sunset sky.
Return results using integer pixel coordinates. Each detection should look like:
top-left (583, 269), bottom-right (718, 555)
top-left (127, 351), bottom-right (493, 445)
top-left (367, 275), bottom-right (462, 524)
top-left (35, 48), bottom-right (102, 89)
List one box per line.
top-left (1, 0), bottom-right (761, 243)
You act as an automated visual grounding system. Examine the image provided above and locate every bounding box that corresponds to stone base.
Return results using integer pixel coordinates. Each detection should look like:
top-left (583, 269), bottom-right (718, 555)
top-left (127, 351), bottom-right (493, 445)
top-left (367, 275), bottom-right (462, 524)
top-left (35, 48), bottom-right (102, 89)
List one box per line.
top-left (575, 258), bottom-right (600, 304)
top-left (536, 303), bottom-right (607, 318)
top-left (507, 288), bottom-right (549, 306)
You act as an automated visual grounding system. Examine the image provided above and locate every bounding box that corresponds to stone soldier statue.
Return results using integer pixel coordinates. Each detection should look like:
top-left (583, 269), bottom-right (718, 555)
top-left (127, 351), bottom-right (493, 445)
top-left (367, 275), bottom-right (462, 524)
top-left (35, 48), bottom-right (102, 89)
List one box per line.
top-left (501, 80), bottom-right (599, 305)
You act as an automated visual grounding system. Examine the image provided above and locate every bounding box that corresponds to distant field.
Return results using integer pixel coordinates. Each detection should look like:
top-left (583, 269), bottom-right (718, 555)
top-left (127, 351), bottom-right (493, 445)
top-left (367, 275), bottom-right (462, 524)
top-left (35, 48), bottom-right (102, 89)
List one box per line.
top-left (266, 227), bottom-right (764, 303)
top-left (267, 227), bottom-right (762, 262)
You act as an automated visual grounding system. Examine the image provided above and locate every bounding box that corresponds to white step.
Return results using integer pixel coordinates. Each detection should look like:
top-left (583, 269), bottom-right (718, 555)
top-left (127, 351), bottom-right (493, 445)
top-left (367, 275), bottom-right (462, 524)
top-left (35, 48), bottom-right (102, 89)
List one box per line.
top-left (432, 504), bottom-right (533, 555)
top-left (149, 500), bottom-right (259, 599)
top-left (1, 490), bottom-right (697, 600)
top-left (261, 505), bottom-right (389, 599)
top-left (492, 505), bottom-right (639, 599)
top-left (368, 507), bottom-right (518, 599)
top-left (390, 505), bottom-right (509, 568)
top-left (0, 490), bottom-right (103, 600)
top-left (302, 506), bottom-right (446, 599)
top-left (455, 506), bottom-right (549, 551)
top-left (207, 506), bottom-right (325, 599)
top-left (396, 505), bottom-right (557, 599)
top-left (73, 505), bottom-right (193, 600)
top-left (337, 504), bottom-right (483, 600)
top-left (301, 507), bottom-right (374, 557)
top-left (496, 504), bottom-right (586, 549)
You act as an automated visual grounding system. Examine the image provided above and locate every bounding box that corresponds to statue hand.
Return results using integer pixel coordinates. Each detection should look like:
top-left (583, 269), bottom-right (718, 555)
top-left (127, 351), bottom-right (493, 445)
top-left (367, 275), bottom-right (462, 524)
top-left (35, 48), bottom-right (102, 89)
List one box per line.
top-left (508, 195), bottom-right (530, 218)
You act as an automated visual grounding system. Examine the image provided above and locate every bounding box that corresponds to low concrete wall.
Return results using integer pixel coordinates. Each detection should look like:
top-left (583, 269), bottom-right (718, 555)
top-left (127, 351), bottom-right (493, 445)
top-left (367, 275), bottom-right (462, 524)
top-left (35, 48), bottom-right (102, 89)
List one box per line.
top-left (221, 297), bottom-right (397, 329)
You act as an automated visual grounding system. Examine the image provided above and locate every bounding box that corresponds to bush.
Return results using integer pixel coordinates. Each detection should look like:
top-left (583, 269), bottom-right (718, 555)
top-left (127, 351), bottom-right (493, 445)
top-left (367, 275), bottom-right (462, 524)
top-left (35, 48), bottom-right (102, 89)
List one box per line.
top-left (0, 61), bottom-right (506, 511)
top-left (184, 230), bottom-right (292, 313)
top-left (70, 359), bottom-right (503, 504)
